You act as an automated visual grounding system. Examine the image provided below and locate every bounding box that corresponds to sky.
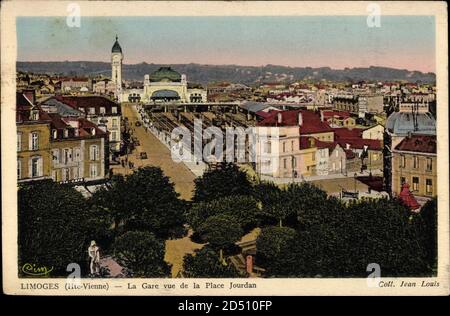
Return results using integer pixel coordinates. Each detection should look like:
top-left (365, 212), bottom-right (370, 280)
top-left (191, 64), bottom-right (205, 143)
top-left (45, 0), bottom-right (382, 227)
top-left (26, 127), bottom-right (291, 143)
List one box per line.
top-left (17, 16), bottom-right (436, 73)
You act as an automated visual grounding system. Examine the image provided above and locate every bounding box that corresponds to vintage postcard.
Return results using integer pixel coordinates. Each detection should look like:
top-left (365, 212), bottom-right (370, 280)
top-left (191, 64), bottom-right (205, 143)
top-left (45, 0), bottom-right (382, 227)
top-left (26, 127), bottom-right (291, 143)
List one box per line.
top-left (1, 1), bottom-right (449, 296)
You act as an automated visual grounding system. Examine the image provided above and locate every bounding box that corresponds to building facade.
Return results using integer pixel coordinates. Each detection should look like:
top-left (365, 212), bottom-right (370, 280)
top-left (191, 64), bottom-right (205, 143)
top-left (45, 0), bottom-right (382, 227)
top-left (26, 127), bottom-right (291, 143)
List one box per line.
top-left (391, 134), bottom-right (437, 198)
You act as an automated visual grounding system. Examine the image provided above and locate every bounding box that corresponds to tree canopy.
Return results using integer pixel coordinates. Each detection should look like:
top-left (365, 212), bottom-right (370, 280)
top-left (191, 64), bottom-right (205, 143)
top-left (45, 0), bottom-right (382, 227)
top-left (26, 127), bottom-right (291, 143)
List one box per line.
top-left (193, 162), bottom-right (253, 202)
top-left (91, 167), bottom-right (187, 239)
top-left (187, 195), bottom-right (261, 232)
top-left (113, 231), bottom-right (170, 277)
top-left (182, 246), bottom-right (241, 278)
top-left (18, 180), bottom-right (111, 276)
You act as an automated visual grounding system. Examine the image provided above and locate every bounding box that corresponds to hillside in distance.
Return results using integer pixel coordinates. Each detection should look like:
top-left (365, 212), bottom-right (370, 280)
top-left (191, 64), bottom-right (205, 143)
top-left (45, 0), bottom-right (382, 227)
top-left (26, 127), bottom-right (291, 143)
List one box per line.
top-left (17, 61), bottom-right (436, 85)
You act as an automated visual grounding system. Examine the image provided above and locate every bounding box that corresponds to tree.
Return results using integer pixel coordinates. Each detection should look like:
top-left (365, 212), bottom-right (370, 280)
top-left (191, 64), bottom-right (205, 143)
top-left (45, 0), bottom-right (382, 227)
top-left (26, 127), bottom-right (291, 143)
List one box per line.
top-left (253, 182), bottom-right (292, 227)
top-left (18, 180), bottom-right (112, 276)
top-left (198, 214), bottom-right (243, 263)
top-left (113, 231), bottom-right (170, 277)
top-left (186, 195), bottom-right (261, 232)
top-left (256, 226), bottom-right (297, 276)
top-left (91, 167), bottom-right (187, 239)
top-left (182, 246), bottom-right (241, 278)
top-left (256, 197), bottom-right (432, 277)
top-left (414, 197), bottom-right (437, 273)
top-left (193, 163), bottom-right (253, 202)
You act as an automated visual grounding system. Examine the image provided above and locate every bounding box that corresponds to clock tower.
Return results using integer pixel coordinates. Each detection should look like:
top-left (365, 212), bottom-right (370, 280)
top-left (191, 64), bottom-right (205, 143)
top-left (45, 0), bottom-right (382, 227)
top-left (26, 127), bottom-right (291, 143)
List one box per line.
top-left (111, 35), bottom-right (123, 100)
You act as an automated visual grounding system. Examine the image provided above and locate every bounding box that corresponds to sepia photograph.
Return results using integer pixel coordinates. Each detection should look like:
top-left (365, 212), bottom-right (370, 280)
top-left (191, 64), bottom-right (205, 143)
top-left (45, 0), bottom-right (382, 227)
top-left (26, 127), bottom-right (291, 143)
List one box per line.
top-left (1, 1), bottom-right (448, 296)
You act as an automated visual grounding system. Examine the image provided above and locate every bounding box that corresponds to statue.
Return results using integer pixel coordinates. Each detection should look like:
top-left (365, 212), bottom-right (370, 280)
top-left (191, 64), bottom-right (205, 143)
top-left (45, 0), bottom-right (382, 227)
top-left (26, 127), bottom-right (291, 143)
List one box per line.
top-left (88, 240), bottom-right (100, 276)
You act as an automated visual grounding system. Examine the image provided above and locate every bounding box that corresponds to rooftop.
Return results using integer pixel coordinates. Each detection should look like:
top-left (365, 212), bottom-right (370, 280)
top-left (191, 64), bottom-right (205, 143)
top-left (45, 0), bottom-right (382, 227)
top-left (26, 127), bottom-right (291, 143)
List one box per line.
top-left (394, 134), bottom-right (436, 154)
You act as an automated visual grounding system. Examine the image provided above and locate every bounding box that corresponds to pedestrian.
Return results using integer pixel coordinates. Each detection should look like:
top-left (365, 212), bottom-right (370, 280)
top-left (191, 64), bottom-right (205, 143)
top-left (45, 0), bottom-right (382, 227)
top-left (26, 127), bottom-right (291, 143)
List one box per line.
top-left (121, 159), bottom-right (125, 167)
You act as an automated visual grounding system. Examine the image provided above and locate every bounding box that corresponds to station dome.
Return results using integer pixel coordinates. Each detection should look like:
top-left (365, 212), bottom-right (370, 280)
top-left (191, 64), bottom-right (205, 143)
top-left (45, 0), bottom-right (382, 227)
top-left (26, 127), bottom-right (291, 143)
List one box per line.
top-left (386, 111), bottom-right (436, 136)
top-left (149, 67), bottom-right (181, 82)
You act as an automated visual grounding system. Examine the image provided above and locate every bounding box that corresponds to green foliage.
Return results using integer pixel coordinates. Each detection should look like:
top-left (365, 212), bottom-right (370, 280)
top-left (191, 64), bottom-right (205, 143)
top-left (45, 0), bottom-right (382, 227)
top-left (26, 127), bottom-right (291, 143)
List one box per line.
top-left (18, 180), bottom-right (112, 276)
top-left (198, 214), bottom-right (243, 250)
top-left (91, 167), bottom-right (187, 239)
top-left (187, 195), bottom-right (261, 232)
top-left (113, 231), bottom-right (170, 277)
top-left (256, 197), bottom-right (434, 277)
top-left (256, 226), bottom-right (297, 276)
top-left (182, 246), bottom-right (241, 278)
top-left (413, 197), bottom-right (437, 272)
top-left (193, 163), bottom-right (253, 202)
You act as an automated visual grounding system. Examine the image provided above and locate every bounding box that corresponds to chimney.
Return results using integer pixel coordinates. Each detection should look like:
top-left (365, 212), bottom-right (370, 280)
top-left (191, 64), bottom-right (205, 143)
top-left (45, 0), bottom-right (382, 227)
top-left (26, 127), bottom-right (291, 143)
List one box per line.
top-left (277, 112), bottom-right (282, 124)
top-left (298, 112), bottom-right (303, 126)
top-left (23, 89), bottom-right (36, 104)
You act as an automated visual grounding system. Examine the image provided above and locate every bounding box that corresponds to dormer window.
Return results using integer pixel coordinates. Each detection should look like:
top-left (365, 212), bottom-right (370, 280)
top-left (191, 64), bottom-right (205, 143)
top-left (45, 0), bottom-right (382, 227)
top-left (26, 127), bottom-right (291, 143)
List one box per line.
top-left (112, 106), bottom-right (117, 114)
top-left (52, 129), bottom-right (58, 139)
top-left (91, 128), bottom-right (96, 136)
top-left (100, 107), bottom-right (106, 114)
top-left (30, 108), bottom-right (39, 121)
top-left (89, 107), bottom-right (95, 114)
top-left (64, 129), bottom-right (69, 138)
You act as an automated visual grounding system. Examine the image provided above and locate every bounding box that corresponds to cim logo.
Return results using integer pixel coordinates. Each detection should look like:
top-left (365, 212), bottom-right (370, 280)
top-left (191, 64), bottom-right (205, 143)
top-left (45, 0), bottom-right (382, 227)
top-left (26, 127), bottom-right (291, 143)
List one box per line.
top-left (22, 263), bottom-right (54, 277)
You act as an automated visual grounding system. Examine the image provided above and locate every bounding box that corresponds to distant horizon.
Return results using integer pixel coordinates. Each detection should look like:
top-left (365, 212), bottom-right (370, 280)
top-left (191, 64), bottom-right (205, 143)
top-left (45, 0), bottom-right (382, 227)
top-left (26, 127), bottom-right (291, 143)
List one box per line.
top-left (16, 60), bottom-right (436, 75)
top-left (17, 16), bottom-right (436, 73)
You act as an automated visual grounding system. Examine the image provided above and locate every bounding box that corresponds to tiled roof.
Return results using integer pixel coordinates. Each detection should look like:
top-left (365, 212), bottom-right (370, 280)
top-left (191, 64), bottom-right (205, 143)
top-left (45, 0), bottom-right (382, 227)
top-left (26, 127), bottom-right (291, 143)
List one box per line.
top-left (257, 109), bottom-right (333, 134)
top-left (55, 95), bottom-right (121, 115)
top-left (322, 110), bottom-right (352, 119)
top-left (337, 138), bottom-right (382, 151)
top-left (394, 134), bottom-right (436, 154)
top-left (334, 127), bottom-right (364, 139)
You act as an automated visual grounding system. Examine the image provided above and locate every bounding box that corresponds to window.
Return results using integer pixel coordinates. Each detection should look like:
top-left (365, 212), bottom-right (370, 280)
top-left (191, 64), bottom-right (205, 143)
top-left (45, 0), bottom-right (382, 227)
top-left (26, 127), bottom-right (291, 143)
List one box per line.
top-left (412, 177), bottom-right (419, 191)
top-left (52, 129), bottom-right (58, 139)
top-left (283, 142), bottom-right (286, 153)
top-left (74, 148), bottom-right (81, 162)
top-left (426, 179), bottom-right (433, 195)
top-left (89, 107), bottom-right (95, 114)
top-left (90, 145), bottom-right (99, 161)
top-left (112, 107), bottom-right (117, 114)
top-left (283, 158), bottom-right (287, 169)
top-left (264, 141), bottom-right (271, 154)
top-left (291, 140), bottom-right (294, 152)
top-left (17, 160), bottom-right (21, 179)
top-left (64, 129), bottom-right (69, 138)
top-left (111, 131), bottom-right (117, 141)
top-left (90, 163), bottom-right (98, 178)
top-left (112, 118), bottom-right (118, 128)
top-left (312, 153), bottom-right (315, 161)
top-left (63, 148), bottom-right (72, 164)
top-left (30, 132), bottom-right (39, 150)
top-left (73, 167), bottom-right (80, 179)
top-left (400, 155), bottom-right (406, 168)
top-left (100, 107), bottom-right (106, 114)
top-left (62, 168), bottom-right (70, 181)
top-left (52, 170), bottom-right (58, 182)
top-left (292, 157), bottom-right (297, 168)
top-left (426, 158), bottom-right (432, 171)
top-left (413, 156), bottom-right (418, 169)
top-left (401, 176), bottom-right (406, 185)
top-left (52, 149), bottom-right (60, 165)
top-left (30, 156), bottom-right (42, 178)
top-left (17, 132), bottom-right (22, 151)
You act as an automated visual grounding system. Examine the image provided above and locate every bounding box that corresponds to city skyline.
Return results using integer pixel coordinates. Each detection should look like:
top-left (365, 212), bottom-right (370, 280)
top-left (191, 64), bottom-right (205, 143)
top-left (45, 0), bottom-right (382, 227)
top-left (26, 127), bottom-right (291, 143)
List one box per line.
top-left (17, 16), bottom-right (435, 73)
